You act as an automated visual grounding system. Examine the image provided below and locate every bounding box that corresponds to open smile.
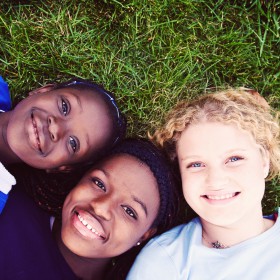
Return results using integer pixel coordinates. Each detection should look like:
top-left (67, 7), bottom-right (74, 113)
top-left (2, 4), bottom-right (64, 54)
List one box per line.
top-left (31, 112), bottom-right (43, 153)
top-left (202, 192), bottom-right (240, 204)
top-left (204, 192), bottom-right (240, 200)
top-left (73, 210), bottom-right (106, 240)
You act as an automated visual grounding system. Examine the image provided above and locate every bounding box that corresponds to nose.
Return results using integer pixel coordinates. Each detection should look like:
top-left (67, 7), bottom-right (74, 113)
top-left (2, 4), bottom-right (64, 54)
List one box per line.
top-left (47, 116), bottom-right (62, 142)
top-left (91, 196), bottom-right (113, 221)
top-left (205, 166), bottom-right (229, 190)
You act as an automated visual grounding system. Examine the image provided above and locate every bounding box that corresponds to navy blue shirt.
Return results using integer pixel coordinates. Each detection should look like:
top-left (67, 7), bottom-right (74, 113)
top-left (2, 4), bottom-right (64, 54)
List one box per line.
top-left (0, 188), bottom-right (77, 280)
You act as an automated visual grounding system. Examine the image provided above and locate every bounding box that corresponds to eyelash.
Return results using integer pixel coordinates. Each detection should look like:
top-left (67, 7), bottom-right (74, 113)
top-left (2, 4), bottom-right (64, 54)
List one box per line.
top-left (61, 97), bottom-right (70, 116)
top-left (227, 156), bottom-right (244, 163)
top-left (92, 178), bottom-right (106, 192)
top-left (187, 162), bottom-right (204, 168)
top-left (60, 97), bottom-right (79, 154)
top-left (187, 156), bottom-right (244, 169)
top-left (122, 205), bottom-right (137, 220)
top-left (91, 178), bottom-right (137, 220)
top-left (69, 136), bottom-right (79, 153)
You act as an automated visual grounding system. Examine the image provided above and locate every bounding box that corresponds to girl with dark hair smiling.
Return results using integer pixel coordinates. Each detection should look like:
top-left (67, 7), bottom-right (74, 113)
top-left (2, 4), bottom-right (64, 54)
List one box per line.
top-left (0, 76), bottom-right (126, 213)
top-left (0, 138), bottom-right (178, 280)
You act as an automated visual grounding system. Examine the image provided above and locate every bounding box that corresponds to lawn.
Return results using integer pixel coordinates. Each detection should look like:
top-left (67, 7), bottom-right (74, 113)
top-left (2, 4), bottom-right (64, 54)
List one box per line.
top-left (0, 0), bottom-right (279, 213)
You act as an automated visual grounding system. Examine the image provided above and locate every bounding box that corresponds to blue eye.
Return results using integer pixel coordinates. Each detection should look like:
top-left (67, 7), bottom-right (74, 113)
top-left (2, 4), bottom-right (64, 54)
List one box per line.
top-left (229, 156), bottom-right (243, 162)
top-left (122, 206), bottom-right (137, 220)
top-left (69, 136), bottom-right (79, 153)
top-left (93, 178), bottom-right (106, 192)
top-left (61, 98), bottom-right (69, 116)
top-left (188, 162), bottom-right (204, 168)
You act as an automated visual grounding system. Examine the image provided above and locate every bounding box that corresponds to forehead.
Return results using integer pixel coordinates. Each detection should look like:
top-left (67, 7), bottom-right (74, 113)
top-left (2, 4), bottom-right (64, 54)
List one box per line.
top-left (100, 153), bottom-right (156, 181)
top-left (177, 122), bottom-right (259, 157)
top-left (96, 153), bottom-right (159, 200)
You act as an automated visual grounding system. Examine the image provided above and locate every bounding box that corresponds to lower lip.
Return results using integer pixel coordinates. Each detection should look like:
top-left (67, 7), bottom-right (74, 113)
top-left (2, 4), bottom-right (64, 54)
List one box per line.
top-left (72, 213), bottom-right (104, 240)
top-left (202, 193), bottom-right (240, 205)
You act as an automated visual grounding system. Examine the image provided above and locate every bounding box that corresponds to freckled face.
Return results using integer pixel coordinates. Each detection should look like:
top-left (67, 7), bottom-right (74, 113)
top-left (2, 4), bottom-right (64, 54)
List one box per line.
top-left (61, 154), bottom-right (160, 258)
top-left (177, 122), bottom-right (269, 227)
top-left (6, 88), bottom-right (112, 169)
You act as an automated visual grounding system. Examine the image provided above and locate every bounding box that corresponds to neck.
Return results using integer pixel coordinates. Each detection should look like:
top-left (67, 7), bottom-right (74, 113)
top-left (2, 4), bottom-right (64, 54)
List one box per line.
top-left (53, 220), bottom-right (111, 280)
top-left (0, 112), bottom-right (21, 165)
top-left (200, 207), bottom-right (274, 248)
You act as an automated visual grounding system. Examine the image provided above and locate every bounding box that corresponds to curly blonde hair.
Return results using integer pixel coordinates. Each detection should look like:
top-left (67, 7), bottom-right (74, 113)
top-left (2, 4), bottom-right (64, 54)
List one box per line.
top-left (152, 88), bottom-right (280, 180)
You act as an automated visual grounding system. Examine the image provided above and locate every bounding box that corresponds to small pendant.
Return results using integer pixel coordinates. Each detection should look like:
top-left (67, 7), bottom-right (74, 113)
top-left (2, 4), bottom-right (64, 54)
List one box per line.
top-left (211, 241), bottom-right (226, 249)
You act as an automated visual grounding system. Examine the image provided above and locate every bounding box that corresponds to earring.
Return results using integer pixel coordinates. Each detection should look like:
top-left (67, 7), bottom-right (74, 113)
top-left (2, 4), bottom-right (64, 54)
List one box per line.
top-left (136, 241), bottom-right (141, 246)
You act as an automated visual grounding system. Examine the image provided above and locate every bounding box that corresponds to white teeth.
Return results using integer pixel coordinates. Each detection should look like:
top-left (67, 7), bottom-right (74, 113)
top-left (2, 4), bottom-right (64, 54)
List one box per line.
top-left (31, 114), bottom-right (42, 153)
top-left (77, 213), bottom-right (102, 237)
top-left (207, 193), bottom-right (235, 200)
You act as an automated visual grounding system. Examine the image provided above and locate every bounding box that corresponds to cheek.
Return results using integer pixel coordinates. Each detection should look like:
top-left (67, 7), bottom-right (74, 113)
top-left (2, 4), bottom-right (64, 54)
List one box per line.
top-left (112, 217), bottom-right (154, 252)
top-left (182, 175), bottom-right (202, 205)
top-left (237, 162), bottom-right (266, 187)
top-left (182, 187), bottom-right (194, 206)
top-left (245, 172), bottom-right (266, 195)
top-left (105, 227), bottom-right (139, 257)
top-left (62, 187), bottom-right (84, 214)
top-left (119, 231), bottom-right (138, 247)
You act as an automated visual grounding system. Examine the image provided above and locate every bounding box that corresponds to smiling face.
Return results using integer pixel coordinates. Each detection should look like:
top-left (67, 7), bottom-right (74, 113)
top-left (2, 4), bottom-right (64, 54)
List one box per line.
top-left (61, 154), bottom-right (160, 258)
top-left (6, 87), bottom-right (112, 169)
top-left (177, 122), bottom-right (269, 227)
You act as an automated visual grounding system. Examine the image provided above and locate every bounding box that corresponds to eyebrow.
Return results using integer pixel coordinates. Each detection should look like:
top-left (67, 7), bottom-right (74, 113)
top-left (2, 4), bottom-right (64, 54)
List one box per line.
top-left (181, 149), bottom-right (248, 161)
top-left (70, 92), bottom-right (83, 112)
top-left (85, 134), bottom-right (89, 150)
top-left (132, 195), bottom-right (148, 217)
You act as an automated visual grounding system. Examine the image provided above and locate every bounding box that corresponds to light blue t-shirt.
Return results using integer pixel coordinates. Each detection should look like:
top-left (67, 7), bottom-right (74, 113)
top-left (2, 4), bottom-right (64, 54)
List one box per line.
top-left (127, 209), bottom-right (280, 280)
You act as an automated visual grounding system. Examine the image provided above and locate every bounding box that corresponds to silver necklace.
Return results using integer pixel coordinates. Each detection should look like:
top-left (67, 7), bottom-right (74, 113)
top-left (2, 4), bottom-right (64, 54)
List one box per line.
top-left (202, 219), bottom-right (269, 249)
top-left (202, 235), bottom-right (229, 249)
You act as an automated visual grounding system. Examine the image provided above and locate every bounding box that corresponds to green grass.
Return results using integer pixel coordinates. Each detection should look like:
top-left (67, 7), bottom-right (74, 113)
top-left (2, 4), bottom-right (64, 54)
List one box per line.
top-left (0, 0), bottom-right (279, 212)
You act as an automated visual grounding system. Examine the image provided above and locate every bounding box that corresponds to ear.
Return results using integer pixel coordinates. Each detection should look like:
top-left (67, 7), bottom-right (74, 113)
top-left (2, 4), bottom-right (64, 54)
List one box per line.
top-left (260, 147), bottom-right (270, 179)
top-left (242, 88), bottom-right (269, 109)
top-left (46, 165), bottom-right (74, 174)
top-left (28, 84), bottom-right (55, 96)
top-left (139, 227), bottom-right (158, 243)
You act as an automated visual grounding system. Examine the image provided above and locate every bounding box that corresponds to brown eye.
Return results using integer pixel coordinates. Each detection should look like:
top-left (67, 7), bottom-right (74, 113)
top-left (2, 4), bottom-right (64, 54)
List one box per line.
top-left (61, 98), bottom-right (70, 116)
top-left (92, 178), bottom-right (106, 192)
top-left (122, 205), bottom-right (137, 220)
top-left (69, 136), bottom-right (79, 153)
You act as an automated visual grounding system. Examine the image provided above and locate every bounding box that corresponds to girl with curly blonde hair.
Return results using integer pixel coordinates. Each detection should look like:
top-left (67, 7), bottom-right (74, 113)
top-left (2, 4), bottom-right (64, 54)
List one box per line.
top-left (127, 88), bottom-right (280, 280)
